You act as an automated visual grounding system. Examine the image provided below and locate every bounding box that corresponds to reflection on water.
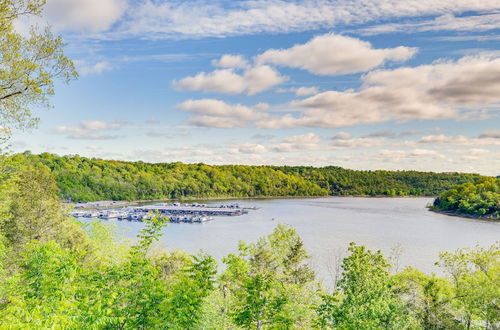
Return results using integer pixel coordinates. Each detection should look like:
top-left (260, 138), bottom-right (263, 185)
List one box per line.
top-left (85, 197), bottom-right (500, 287)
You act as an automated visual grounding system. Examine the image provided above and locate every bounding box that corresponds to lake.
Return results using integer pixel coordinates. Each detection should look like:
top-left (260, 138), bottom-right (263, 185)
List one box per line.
top-left (87, 197), bottom-right (499, 286)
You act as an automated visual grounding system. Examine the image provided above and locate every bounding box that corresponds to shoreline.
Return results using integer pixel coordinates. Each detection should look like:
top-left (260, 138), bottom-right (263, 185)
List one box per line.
top-left (65, 194), bottom-right (437, 207)
top-left (428, 208), bottom-right (499, 221)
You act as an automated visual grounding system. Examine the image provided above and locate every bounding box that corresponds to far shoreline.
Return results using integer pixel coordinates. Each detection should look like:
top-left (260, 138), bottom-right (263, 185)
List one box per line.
top-left (428, 208), bottom-right (500, 222)
top-left (65, 194), bottom-right (436, 208)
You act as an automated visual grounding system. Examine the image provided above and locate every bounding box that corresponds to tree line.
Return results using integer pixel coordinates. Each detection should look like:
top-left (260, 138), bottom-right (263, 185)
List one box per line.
top-left (0, 167), bottom-right (498, 328)
top-left (8, 152), bottom-right (482, 202)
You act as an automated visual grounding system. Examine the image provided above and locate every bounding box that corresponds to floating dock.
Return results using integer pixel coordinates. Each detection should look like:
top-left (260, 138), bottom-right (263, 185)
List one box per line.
top-left (134, 204), bottom-right (244, 216)
top-left (70, 202), bottom-right (255, 223)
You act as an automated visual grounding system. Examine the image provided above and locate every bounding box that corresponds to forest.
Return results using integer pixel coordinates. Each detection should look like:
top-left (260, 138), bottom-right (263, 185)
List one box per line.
top-left (432, 177), bottom-right (500, 219)
top-left (8, 152), bottom-right (483, 202)
top-left (0, 167), bottom-right (498, 329)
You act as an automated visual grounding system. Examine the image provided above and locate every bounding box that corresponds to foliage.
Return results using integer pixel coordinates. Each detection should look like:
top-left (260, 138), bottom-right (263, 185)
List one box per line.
top-left (218, 225), bottom-right (320, 329)
top-left (438, 243), bottom-right (500, 328)
top-left (8, 152), bottom-right (482, 202)
top-left (0, 162), bottom-right (497, 329)
top-left (433, 177), bottom-right (500, 219)
top-left (0, 0), bottom-right (77, 134)
top-left (317, 243), bottom-right (416, 329)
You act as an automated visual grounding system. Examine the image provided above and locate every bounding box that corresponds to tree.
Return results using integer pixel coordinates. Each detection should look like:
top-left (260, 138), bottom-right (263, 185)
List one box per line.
top-left (317, 243), bottom-right (416, 329)
top-left (0, 0), bottom-right (77, 134)
top-left (220, 225), bottom-right (320, 329)
top-left (395, 267), bottom-right (459, 329)
top-left (438, 243), bottom-right (500, 328)
top-left (0, 165), bottom-right (92, 256)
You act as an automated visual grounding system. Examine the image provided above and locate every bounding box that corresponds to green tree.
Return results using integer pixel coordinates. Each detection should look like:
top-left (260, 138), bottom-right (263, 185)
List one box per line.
top-left (317, 243), bottom-right (416, 329)
top-left (220, 225), bottom-right (320, 329)
top-left (0, 165), bottom-right (92, 256)
top-left (0, 0), bottom-right (77, 133)
top-left (438, 243), bottom-right (500, 328)
top-left (395, 267), bottom-right (459, 329)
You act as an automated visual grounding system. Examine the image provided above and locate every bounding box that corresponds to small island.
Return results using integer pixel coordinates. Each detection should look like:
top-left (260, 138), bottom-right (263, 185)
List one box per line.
top-left (431, 177), bottom-right (500, 220)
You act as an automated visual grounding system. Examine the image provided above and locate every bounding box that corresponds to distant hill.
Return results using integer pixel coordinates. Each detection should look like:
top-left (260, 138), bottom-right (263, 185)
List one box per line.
top-left (9, 152), bottom-right (483, 202)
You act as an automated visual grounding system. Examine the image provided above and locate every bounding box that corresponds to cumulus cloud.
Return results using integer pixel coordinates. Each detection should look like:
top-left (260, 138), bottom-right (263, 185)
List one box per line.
top-left (173, 65), bottom-right (286, 95)
top-left (177, 99), bottom-right (268, 128)
top-left (273, 133), bottom-right (322, 152)
top-left (256, 34), bottom-right (417, 75)
top-left (75, 61), bottom-right (113, 76)
top-left (211, 55), bottom-right (249, 69)
top-left (229, 143), bottom-right (267, 154)
top-left (257, 56), bottom-right (500, 129)
top-left (52, 120), bottom-right (125, 140)
top-left (110, 0), bottom-right (500, 39)
top-left (45, 0), bottom-right (127, 32)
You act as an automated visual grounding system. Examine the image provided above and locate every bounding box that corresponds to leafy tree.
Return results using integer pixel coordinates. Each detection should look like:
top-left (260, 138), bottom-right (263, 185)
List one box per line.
top-left (432, 178), bottom-right (499, 219)
top-left (0, 0), bottom-right (77, 133)
top-left (317, 243), bottom-right (416, 329)
top-left (220, 225), bottom-right (320, 329)
top-left (161, 253), bottom-right (218, 329)
top-left (0, 165), bottom-right (93, 256)
top-left (395, 267), bottom-right (459, 329)
top-left (438, 243), bottom-right (500, 328)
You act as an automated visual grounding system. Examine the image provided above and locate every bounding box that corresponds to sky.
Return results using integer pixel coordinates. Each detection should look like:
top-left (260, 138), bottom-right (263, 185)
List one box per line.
top-left (9, 0), bottom-right (500, 175)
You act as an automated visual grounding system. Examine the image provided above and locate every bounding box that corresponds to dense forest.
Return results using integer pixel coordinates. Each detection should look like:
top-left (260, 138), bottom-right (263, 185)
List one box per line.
top-left (0, 167), bottom-right (498, 328)
top-left (8, 152), bottom-right (482, 202)
top-left (432, 178), bottom-right (500, 219)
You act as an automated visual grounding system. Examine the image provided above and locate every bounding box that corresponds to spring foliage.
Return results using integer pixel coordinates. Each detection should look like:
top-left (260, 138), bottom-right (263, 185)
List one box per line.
top-left (433, 177), bottom-right (500, 219)
top-left (0, 168), bottom-right (498, 329)
top-left (9, 152), bottom-right (482, 202)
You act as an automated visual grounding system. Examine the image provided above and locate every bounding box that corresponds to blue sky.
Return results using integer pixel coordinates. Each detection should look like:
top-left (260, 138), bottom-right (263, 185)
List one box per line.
top-left (10, 0), bottom-right (500, 175)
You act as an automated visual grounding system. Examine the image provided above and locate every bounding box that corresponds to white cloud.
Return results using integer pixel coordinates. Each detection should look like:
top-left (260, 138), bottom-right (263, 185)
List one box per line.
top-left (86, 145), bottom-right (103, 151)
top-left (211, 55), bottom-right (249, 69)
top-left (479, 130), bottom-right (500, 139)
top-left (278, 86), bottom-right (320, 96)
top-left (273, 133), bottom-right (322, 152)
top-left (75, 61), bottom-right (113, 76)
top-left (177, 99), bottom-right (268, 128)
top-left (45, 0), bottom-right (127, 32)
top-left (293, 87), bottom-right (319, 96)
top-left (229, 143), bottom-right (267, 154)
top-left (173, 65), bottom-right (286, 95)
top-left (52, 120), bottom-right (125, 140)
top-left (357, 13), bottom-right (500, 35)
top-left (257, 56), bottom-right (500, 129)
top-left (409, 149), bottom-right (443, 158)
top-left (257, 34), bottom-right (417, 75)
top-left (378, 148), bottom-right (447, 162)
top-left (418, 134), bottom-right (500, 146)
top-left (110, 0), bottom-right (500, 39)
top-left (330, 132), bottom-right (383, 149)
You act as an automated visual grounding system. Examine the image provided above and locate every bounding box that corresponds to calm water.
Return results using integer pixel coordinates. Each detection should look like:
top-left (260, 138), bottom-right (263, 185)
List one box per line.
top-left (89, 197), bottom-right (499, 286)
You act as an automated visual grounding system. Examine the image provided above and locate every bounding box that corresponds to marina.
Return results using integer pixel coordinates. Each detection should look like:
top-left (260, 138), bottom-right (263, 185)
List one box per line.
top-left (70, 202), bottom-right (254, 223)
